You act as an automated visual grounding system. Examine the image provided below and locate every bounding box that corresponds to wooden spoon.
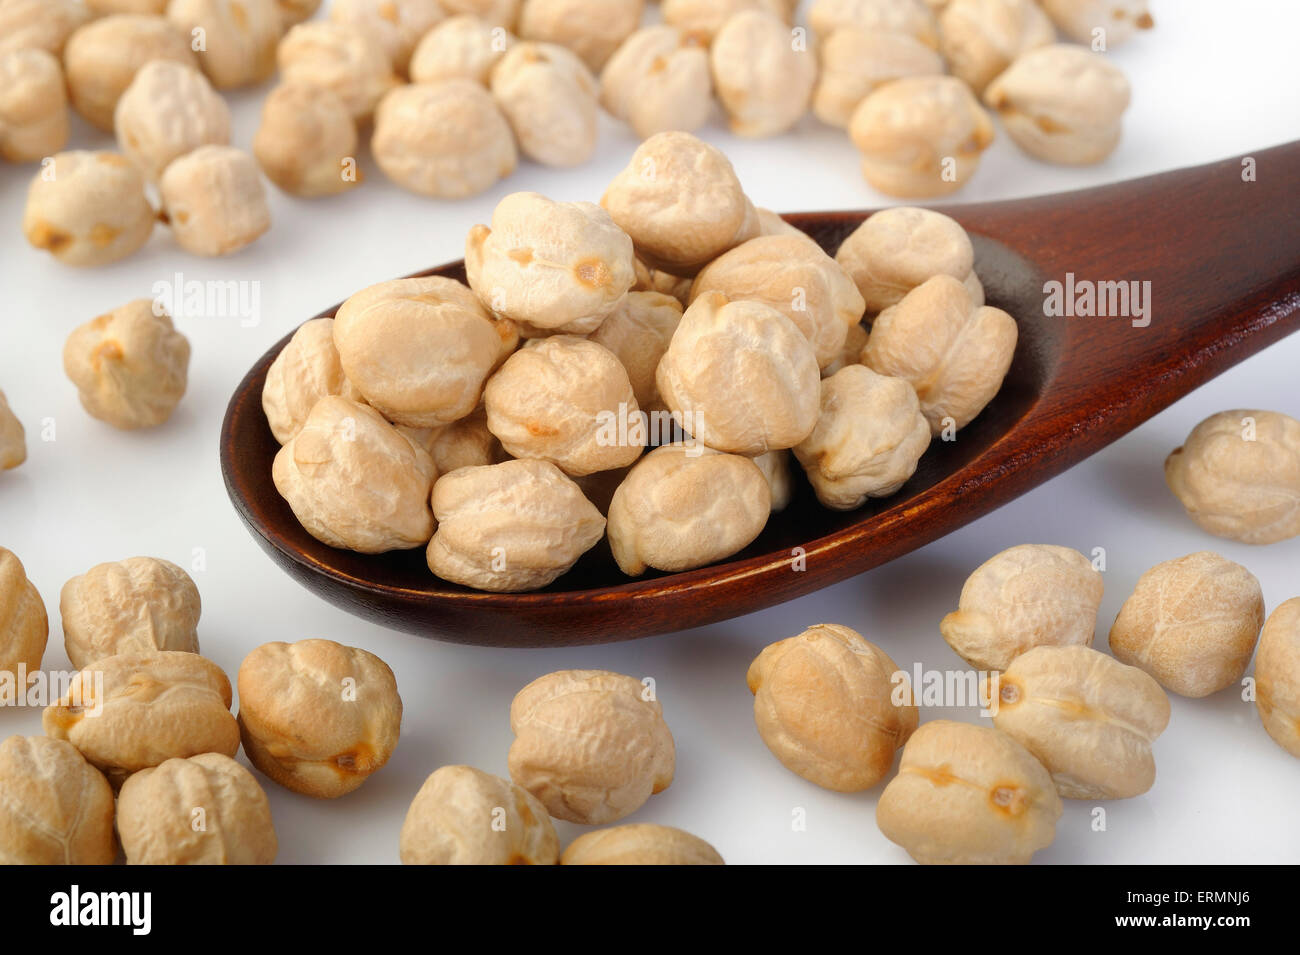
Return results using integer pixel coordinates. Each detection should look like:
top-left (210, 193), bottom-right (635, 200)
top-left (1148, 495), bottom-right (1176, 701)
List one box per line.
top-left (220, 141), bottom-right (1300, 647)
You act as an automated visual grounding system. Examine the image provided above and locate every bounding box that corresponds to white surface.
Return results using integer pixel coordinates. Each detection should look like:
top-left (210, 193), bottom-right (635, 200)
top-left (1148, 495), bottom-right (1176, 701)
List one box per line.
top-left (1, 1), bottom-right (1298, 865)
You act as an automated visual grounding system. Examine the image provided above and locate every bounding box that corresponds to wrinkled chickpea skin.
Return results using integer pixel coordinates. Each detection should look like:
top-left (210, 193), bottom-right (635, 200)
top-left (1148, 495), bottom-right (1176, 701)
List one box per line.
top-left (0, 547), bottom-right (46, 678)
top-left (276, 21), bottom-right (397, 121)
top-left (262, 318), bottom-right (364, 445)
top-left (599, 24), bottom-right (711, 140)
top-left (1256, 598), bottom-right (1300, 759)
top-left (254, 83), bottom-right (360, 198)
top-left (0, 0), bottom-right (90, 58)
top-left (518, 0), bottom-right (642, 73)
top-left (490, 41), bottom-right (598, 168)
top-left (0, 49), bottom-right (69, 162)
top-left (662, 0), bottom-right (792, 43)
top-left (813, 28), bottom-right (944, 129)
top-left (938, 0), bottom-right (1055, 95)
top-left (410, 15), bottom-right (513, 86)
top-left (23, 151), bottom-right (156, 267)
top-left (0, 735), bottom-right (116, 865)
top-left (587, 291), bottom-right (682, 414)
top-left (562, 824), bottom-right (724, 865)
top-left (166, 0), bottom-right (282, 90)
top-left (114, 60), bottom-right (231, 183)
top-left (809, 0), bottom-right (940, 47)
top-left (0, 392), bottom-right (26, 470)
top-left (160, 145), bottom-right (271, 258)
top-left (331, 0), bottom-right (446, 76)
top-left (711, 9), bottom-right (815, 138)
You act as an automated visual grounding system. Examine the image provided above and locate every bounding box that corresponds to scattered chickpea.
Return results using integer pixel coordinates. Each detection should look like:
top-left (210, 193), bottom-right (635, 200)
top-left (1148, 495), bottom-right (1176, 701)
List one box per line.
top-left (711, 9), bottom-right (815, 138)
top-left (587, 290), bottom-right (683, 413)
top-left (0, 0), bottom-right (90, 57)
top-left (409, 14), bottom-right (512, 86)
top-left (813, 28), bottom-right (944, 129)
top-left (330, 0), bottom-right (445, 76)
top-left (113, 60), bottom-right (231, 183)
top-left (0, 48), bottom-right (69, 162)
top-left (562, 824), bottom-right (724, 865)
top-left (1256, 598), bottom-right (1300, 759)
top-left (277, 20), bottom-right (397, 121)
top-left (0, 392), bottom-right (26, 470)
top-left (63, 14), bottom-right (196, 131)
top-left (517, 0), bottom-right (642, 73)
top-left (1038, 0), bottom-right (1153, 46)
top-left (253, 82), bottom-right (360, 198)
top-left (440, 0), bottom-right (521, 29)
top-left (22, 151), bottom-right (156, 267)
top-left (599, 24), bottom-right (711, 140)
top-left (159, 145), bottom-right (272, 257)
top-left (661, 0), bottom-right (792, 43)
top-left (490, 41), bottom-right (599, 167)
top-left (938, 0), bottom-right (1055, 95)
top-left (808, 0), bottom-right (940, 48)
top-left (0, 736), bottom-right (115, 865)
top-left (263, 318), bottom-right (364, 444)
top-left (166, 0), bottom-right (282, 90)
top-left (0, 547), bottom-right (46, 678)
top-left (87, 0), bottom-right (167, 12)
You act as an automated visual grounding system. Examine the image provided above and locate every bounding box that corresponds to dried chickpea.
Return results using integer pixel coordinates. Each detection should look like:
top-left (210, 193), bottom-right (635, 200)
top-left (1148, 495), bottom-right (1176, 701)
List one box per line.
top-left (466, 192), bottom-right (636, 336)
top-left (63, 300), bottom-right (190, 430)
top-left (938, 0), bottom-right (1054, 95)
top-left (661, 0), bottom-right (791, 43)
top-left (793, 365), bottom-right (931, 510)
top-left (1256, 598), bottom-right (1300, 759)
top-left (813, 28), bottom-right (944, 129)
top-left (43, 651), bottom-right (240, 786)
top-left (237, 639), bottom-right (402, 799)
top-left (821, 321), bottom-right (868, 377)
top-left (166, 0), bottom-right (281, 89)
top-left (331, 0), bottom-right (444, 75)
top-left (518, 0), bottom-right (641, 73)
top-left (277, 21), bottom-right (397, 121)
top-left (63, 14), bottom-right (196, 130)
top-left (159, 145), bottom-right (271, 257)
top-left (114, 60), bottom-right (231, 183)
top-left (991, 646), bottom-right (1169, 799)
top-left (508, 669), bottom-right (675, 825)
top-left (427, 406), bottom-right (507, 474)
top-left (263, 318), bottom-right (364, 444)
top-left (400, 765), bottom-right (559, 865)
top-left (983, 45), bottom-right (1130, 165)
top-left (0, 392), bottom-right (25, 470)
top-left (711, 10), bottom-right (814, 138)
top-left (861, 275), bottom-right (1016, 434)
top-left (0, 0), bottom-right (90, 57)
top-left (601, 131), bottom-right (759, 275)
top-left (940, 544), bottom-right (1104, 671)
top-left (0, 49), bottom-right (68, 162)
top-left (254, 82), bottom-right (360, 197)
top-left (276, 0), bottom-right (319, 25)
top-left (747, 623), bottom-right (918, 792)
top-left (22, 152), bottom-right (156, 267)
top-left (0, 547), bottom-right (46, 678)
top-left (588, 291), bottom-right (683, 413)
top-left (633, 257), bottom-right (692, 305)
top-left (808, 0), bottom-right (939, 48)
top-left (835, 207), bottom-right (983, 314)
top-left (440, 0), bottom-right (520, 28)
top-left (116, 753), bottom-right (277, 864)
top-left (1039, 0), bottom-right (1153, 46)
top-left (656, 292), bottom-right (820, 456)
top-left (607, 444), bottom-right (771, 576)
top-left (599, 25), bottom-right (711, 140)
top-left (372, 80), bottom-right (517, 199)
top-left (562, 824), bottom-right (724, 865)
top-left (754, 206), bottom-right (805, 239)
top-left (1164, 410), bottom-right (1300, 545)
top-left (1109, 551), bottom-right (1264, 698)
top-left (490, 41), bottom-right (598, 167)
top-left (273, 396), bottom-right (436, 553)
top-left (88, 0), bottom-right (167, 11)
top-left (753, 449), bottom-right (794, 512)
top-left (0, 735), bottom-right (115, 865)
top-left (876, 720), bottom-right (1061, 865)
top-left (850, 75), bottom-right (995, 197)
top-left (427, 458), bottom-right (606, 591)
top-left (410, 14), bottom-right (512, 85)
top-left (333, 277), bottom-right (505, 428)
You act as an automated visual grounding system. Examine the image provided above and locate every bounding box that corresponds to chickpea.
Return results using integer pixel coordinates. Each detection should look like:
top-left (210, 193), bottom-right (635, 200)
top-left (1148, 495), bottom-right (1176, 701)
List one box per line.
top-left (991, 645), bottom-right (1170, 799)
top-left (1164, 410), bottom-right (1300, 545)
top-left (587, 291), bottom-right (683, 414)
top-left (22, 151), bottom-right (156, 267)
top-left (508, 669), bottom-right (675, 825)
top-left (876, 720), bottom-right (1062, 864)
top-left (409, 14), bottom-right (513, 86)
top-left (821, 321), bottom-right (869, 377)
top-left (372, 80), bottom-right (517, 199)
top-left (747, 623), bottom-right (918, 791)
top-left (0, 0), bottom-right (90, 57)
top-left (166, 0), bottom-right (282, 90)
top-left (562, 824), bottom-right (724, 865)
top-left (607, 444), bottom-right (771, 576)
top-left (0, 736), bottom-right (115, 865)
top-left (599, 25), bottom-right (711, 140)
top-left (440, 0), bottom-right (520, 28)
top-left (861, 275), bottom-right (1016, 434)
top-left (426, 458), bottom-right (606, 592)
top-left (276, 0), bottom-right (320, 25)
top-left (0, 547), bottom-right (46, 679)
top-left (490, 41), bottom-right (599, 167)
top-left (0, 392), bottom-right (24, 470)
top-left (940, 544), bottom-right (1104, 671)
top-left (331, 0), bottom-right (445, 76)
top-left (237, 638), bottom-right (402, 799)
top-left (87, 0), bottom-right (166, 11)
top-left (427, 406), bottom-right (507, 473)
top-left (661, 0), bottom-right (791, 41)
top-left (1109, 551), bottom-right (1265, 698)
top-left (1039, 0), bottom-right (1153, 47)
top-left (253, 83), bottom-right (361, 198)
top-left (938, 0), bottom-right (1054, 95)
top-left (711, 10), bottom-right (815, 138)
top-left (753, 449), bottom-right (794, 512)
top-left (113, 60), bottom-right (231, 183)
top-left (754, 206), bottom-right (806, 239)
top-left (273, 396), bottom-right (437, 553)
top-left (0, 48), bottom-right (69, 162)
top-left (262, 319), bottom-right (363, 444)
top-left (517, 0), bottom-right (641, 73)
top-left (63, 300), bottom-right (190, 430)
top-left (63, 14), bottom-right (196, 131)
top-left (1256, 598), bottom-right (1300, 759)
top-left (159, 145), bottom-right (271, 257)
top-left (632, 257), bottom-right (692, 305)
top-left (808, 0), bottom-right (939, 48)
top-left (277, 21), bottom-right (397, 121)
top-left (399, 765), bottom-right (559, 865)
top-left (813, 28), bottom-right (944, 129)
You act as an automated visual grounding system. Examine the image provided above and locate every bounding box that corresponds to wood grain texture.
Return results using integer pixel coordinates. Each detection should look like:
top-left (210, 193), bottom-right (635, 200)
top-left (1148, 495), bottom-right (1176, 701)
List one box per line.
top-left (221, 142), bottom-right (1300, 647)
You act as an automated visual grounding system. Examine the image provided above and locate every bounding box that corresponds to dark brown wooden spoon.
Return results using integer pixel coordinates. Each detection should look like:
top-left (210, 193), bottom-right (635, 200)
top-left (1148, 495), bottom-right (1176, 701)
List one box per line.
top-left (221, 141), bottom-right (1300, 648)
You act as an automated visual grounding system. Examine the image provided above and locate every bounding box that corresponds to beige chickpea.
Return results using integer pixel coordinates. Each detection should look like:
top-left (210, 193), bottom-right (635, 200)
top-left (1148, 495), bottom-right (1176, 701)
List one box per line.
top-left (599, 25), bottom-right (711, 140)
top-left (273, 396), bottom-right (436, 553)
top-left (793, 365), bottom-right (931, 510)
top-left (876, 720), bottom-right (1061, 864)
top-left (466, 192), bottom-right (636, 336)
top-left (63, 300), bottom-right (190, 429)
top-left (23, 152), bottom-right (156, 267)
top-left (490, 41), bottom-right (598, 167)
top-left (1164, 410), bottom-right (1300, 545)
top-left (748, 624), bottom-right (918, 792)
top-left (821, 321), bottom-right (868, 377)
top-left (277, 21), bottom-right (397, 121)
top-left (427, 458), bottom-right (605, 591)
top-left (440, 0), bottom-right (520, 28)
top-left (116, 753), bottom-right (277, 864)
top-left (1039, 0), bottom-right (1153, 46)
top-left (0, 547), bottom-right (46, 679)
top-left (940, 544), bottom-right (1104, 671)
top-left (331, 0), bottom-right (444, 76)
top-left (427, 406), bottom-right (507, 474)
top-left (608, 443), bottom-right (771, 576)
top-left (0, 735), bottom-right (115, 865)
top-left (0, 49), bottom-right (69, 162)
top-left (43, 651), bottom-right (240, 786)
top-left (372, 80), bottom-right (517, 199)
top-left (1109, 552), bottom-right (1265, 698)
top-left (159, 145), bottom-right (271, 257)
top-left (64, 14), bottom-right (196, 130)
top-left (237, 638), bottom-right (402, 798)
top-left (711, 10), bottom-right (814, 138)
top-left (689, 234), bottom-right (866, 370)
top-left (850, 75), bottom-right (995, 197)
top-left (1256, 598), bottom-right (1300, 759)
top-left (0, 0), bottom-right (90, 57)
top-left (808, 0), bottom-right (939, 48)
top-left (991, 646), bottom-right (1169, 799)
top-left (400, 765), bottom-right (559, 865)
top-left (633, 257), bottom-right (692, 305)
top-left (254, 83), bottom-right (360, 198)
top-left (60, 557), bottom-right (200, 670)
top-left (753, 449), bottom-right (794, 512)
top-left (813, 29), bottom-right (943, 129)
top-left (276, 0), bottom-right (320, 25)
top-left (862, 275), bottom-right (1016, 434)
top-left (508, 669), bottom-right (675, 825)
top-left (601, 131), bottom-right (759, 275)
top-left (938, 0), bottom-right (1054, 95)
top-left (657, 292), bottom-right (820, 456)
top-left (114, 61), bottom-right (231, 183)
top-left (562, 824), bottom-right (724, 865)
top-left (88, 0), bottom-right (167, 11)
top-left (0, 392), bottom-right (25, 470)
top-left (754, 206), bottom-right (805, 239)
top-left (263, 318), bottom-right (363, 444)
top-left (518, 0), bottom-right (641, 73)
top-left (410, 14), bottom-right (512, 85)
top-left (588, 291), bottom-right (683, 414)
top-left (664, 0), bottom-right (793, 40)
top-left (835, 207), bottom-right (983, 314)
top-left (984, 44), bottom-right (1130, 165)
top-left (166, 0), bottom-right (281, 90)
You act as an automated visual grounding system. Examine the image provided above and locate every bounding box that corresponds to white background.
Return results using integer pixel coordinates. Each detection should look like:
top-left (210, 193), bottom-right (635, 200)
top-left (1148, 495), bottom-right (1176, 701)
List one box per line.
top-left (1, 0), bottom-right (1298, 864)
